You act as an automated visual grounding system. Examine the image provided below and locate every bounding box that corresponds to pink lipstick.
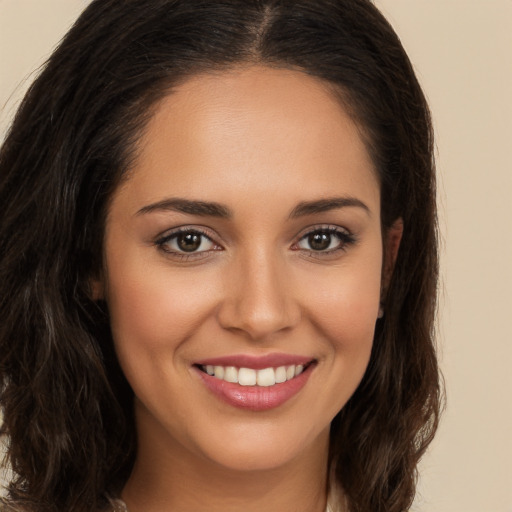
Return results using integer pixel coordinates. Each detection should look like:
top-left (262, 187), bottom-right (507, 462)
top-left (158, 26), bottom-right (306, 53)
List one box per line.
top-left (193, 354), bottom-right (316, 411)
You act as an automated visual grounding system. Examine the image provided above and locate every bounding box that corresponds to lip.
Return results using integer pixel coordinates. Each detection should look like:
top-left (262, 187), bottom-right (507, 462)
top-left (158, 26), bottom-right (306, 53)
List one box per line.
top-left (194, 353), bottom-right (313, 370)
top-left (193, 358), bottom-right (316, 411)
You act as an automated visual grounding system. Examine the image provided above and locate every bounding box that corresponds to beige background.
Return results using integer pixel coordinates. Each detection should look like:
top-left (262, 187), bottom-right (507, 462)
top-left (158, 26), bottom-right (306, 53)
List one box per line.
top-left (1, 1), bottom-right (511, 511)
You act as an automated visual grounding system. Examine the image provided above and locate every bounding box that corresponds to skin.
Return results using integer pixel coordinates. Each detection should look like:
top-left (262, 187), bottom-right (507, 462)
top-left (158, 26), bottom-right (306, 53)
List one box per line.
top-left (97, 65), bottom-right (402, 512)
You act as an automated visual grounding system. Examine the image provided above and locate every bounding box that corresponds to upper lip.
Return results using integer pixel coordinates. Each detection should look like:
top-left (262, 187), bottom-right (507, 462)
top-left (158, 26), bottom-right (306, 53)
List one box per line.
top-left (194, 353), bottom-right (315, 370)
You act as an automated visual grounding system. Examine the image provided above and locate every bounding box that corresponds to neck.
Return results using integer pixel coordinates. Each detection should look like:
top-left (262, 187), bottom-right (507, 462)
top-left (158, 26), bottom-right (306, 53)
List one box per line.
top-left (122, 404), bottom-right (330, 512)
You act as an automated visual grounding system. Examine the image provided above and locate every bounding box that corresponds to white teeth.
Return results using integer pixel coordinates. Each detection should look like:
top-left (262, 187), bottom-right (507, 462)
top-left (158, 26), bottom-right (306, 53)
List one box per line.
top-left (224, 366), bottom-right (238, 383)
top-left (275, 366), bottom-right (287, 384)
top-left (256, 367), bottom-right (276, 387)
top-left (214, 366), bottom-right (224, 379)
top-left (202, 363), bottom-right (310, 386)
top-left (238, 368), bottom-right (257, 386)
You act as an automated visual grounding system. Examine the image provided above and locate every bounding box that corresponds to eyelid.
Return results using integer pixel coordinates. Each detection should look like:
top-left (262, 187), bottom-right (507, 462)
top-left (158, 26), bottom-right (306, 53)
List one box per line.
top-left (153, 223), bottom-right (356, 262)
top-left (291, 224), bottom-right (357, 256)
top-left (294, 223), bottom-right (352, 240)
top-left (155, 226), bottom-right (223, 260)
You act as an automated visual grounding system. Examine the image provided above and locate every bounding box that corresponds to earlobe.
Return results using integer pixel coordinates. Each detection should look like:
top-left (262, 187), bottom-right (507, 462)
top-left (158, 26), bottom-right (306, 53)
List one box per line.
top-left (382, 217), bottom-right (403, 293)
top-left (90, 278), bottom-right (105, 301)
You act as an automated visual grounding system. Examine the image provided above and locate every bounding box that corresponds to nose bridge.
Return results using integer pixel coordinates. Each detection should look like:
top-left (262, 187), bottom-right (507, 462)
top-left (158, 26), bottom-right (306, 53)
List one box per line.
top-left (217, 244), bottom-right (300, 339)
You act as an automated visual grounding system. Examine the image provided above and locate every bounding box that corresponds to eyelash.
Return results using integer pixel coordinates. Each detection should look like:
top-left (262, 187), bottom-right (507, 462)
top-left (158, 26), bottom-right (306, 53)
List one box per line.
top-left (155, 225), bottom-right (356, 261)
top-left (155, 227), bottom-right (220, 262)
top-left (293, 225), bottom-right (357, 258)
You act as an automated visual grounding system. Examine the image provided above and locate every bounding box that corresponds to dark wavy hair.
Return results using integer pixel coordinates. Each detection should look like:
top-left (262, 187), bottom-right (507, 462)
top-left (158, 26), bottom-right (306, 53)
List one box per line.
top-left (0, 1), bottom-right (442, 511)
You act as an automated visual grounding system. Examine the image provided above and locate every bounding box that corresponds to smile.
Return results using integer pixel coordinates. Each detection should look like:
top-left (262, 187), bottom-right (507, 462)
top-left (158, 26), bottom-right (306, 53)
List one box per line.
top-left (194, 356), bottom-right (316, 411)
top-left (199, 363), bottom-right (307, 387)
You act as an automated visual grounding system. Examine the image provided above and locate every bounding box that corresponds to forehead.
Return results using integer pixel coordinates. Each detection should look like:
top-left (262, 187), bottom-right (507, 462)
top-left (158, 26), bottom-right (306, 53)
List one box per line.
top-left (115, 65), bottom-right (379, 215)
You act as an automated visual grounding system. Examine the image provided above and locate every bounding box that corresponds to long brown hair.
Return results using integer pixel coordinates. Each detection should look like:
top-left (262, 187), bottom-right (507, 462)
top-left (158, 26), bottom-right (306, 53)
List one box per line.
top-left (0, 1), bottom-right (442, 511)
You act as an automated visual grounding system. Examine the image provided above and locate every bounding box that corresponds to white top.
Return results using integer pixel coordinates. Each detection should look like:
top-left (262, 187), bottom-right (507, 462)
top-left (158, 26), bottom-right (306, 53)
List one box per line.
top-left (111, 493), bottom-right (344, 512)
top-left (110, 495), bottom-right (341, 512)
top-left (109, 478), bottom-right (345, 511)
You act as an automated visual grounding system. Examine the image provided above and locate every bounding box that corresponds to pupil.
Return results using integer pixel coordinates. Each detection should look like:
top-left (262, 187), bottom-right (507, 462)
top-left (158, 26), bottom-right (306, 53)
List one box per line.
top-left (309, 232), bottom-right (331, 251)
top-left (178, 233), bottom-right (201, 252)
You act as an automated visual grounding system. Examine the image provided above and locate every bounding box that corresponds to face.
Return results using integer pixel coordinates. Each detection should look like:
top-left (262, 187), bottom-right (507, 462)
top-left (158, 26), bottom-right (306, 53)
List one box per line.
top-left (100, 66), bottom-right (393, 473)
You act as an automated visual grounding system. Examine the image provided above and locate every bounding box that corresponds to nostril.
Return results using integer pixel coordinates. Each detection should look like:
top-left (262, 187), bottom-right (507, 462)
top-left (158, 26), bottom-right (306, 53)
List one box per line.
top-left (216, 297), bottom-right (301, 340)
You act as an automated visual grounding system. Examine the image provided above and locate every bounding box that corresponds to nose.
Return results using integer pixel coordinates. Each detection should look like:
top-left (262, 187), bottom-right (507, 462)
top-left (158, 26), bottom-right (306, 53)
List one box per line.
top-left (216, 249), bottom-right (301, 340)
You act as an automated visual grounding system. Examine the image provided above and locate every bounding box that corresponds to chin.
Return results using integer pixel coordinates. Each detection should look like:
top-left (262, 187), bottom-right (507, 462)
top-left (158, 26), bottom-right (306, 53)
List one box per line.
top-left (189, 420), bottom-right (330, 473)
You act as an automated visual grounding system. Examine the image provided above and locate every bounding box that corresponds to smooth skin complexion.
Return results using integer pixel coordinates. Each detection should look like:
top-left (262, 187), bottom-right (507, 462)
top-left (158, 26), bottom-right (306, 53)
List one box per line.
top-left (96, 66), bottom-right (402, 512)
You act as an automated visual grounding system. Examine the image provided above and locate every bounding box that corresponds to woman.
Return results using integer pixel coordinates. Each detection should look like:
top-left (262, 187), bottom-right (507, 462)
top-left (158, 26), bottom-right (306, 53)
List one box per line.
top-left (0, 1), bottom-right (442, 511)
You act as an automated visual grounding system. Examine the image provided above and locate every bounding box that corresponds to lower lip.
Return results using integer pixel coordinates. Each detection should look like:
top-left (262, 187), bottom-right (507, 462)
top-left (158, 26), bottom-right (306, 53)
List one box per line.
top-left (195, 364), bottom-right (314, 411)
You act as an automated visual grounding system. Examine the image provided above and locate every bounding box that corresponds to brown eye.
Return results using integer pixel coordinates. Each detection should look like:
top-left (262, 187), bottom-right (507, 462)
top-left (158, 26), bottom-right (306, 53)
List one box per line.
top-left (296, 227), bottom-right (354, 253)
top-left (159, 229), bottom-right (217, 254)
top-left (308, 232), bottom-right (332, 251)
top-left (177, 232), bottom-right (203, 252)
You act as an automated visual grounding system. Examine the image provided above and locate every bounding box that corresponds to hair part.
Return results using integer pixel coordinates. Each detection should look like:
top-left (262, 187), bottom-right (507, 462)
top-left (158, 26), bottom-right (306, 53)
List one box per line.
top-left (0, 1), bottom-right (442, 511)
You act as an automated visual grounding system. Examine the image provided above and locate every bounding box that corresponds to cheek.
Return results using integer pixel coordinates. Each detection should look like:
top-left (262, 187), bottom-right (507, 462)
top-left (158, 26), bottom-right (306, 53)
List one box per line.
top-left (104, 261), bottom-right (222, 413)
top-left (104, 247), bottom-right (220, 361)
top-left (302, 255), bottom-right (382, 350)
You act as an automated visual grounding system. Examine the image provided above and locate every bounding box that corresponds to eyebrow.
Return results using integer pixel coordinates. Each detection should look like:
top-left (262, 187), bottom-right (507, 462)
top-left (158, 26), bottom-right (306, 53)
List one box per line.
top-left (136, 198), bottom-right (232, 218)
top-left (136, 196), bottom-right (370, 218)
top-left (289, 196), bottom-right (370, 218)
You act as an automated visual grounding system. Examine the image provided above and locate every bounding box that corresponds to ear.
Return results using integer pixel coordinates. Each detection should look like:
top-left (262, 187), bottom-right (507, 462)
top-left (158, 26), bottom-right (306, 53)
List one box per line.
top-left (381, 218), bottom-right (403, 295)
top-left (90, 277), bottom-right (105, 301)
